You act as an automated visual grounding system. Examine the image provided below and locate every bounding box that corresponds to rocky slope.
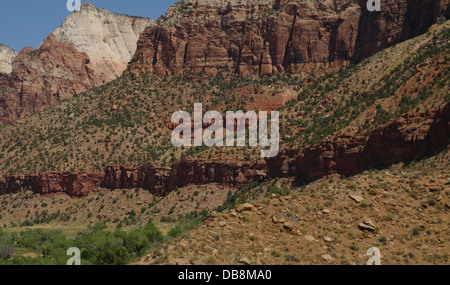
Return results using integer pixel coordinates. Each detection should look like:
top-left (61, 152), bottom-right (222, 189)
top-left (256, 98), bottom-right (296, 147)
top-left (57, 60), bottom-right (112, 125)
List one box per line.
top-left (128, 0), bottom-right (449, 77)
top-left (53, 2), bottom-right (154, 83)
top-left (1, 102), bottom-right (447, 197)
top-left (0, 19), bottom-right (447, 178)
top-left (136, 150), bottom-right (450, 265)
top-left (0, 44), bottom-right (17, 74)
top-left (268, 102), bottom-right (450, 181)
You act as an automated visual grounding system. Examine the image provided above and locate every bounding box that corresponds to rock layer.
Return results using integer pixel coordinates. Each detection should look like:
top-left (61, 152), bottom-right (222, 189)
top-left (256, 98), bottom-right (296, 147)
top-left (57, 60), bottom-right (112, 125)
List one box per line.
top-left (103, 160), bottom-right (266, 196)
top-left (53, 2), bottom-right (154, 83)
top-left (267, 102), bottom-right (450, 181)
top-left (1, 103), bottom-right (447, 197)
top-left (0, 44), bottom-right (17, 74)
top-left (128, 0), bottom-right (449, 77)
top-left (0, 172), bottom-right (104, 197)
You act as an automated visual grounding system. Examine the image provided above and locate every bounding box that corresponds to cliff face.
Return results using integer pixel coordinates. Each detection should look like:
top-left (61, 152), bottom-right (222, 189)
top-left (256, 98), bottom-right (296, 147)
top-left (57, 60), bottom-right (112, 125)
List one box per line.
top-left (0, 172), bottom-right (104, 197)
top-left (353, 0), bottom-right (450, 62)
top-left (0, 160), bottom-right (265, 197)
top-left (267, 102), bottom-right (450, 181)
top-left (103, 160), bottom-right (266, 196)
top-left (0, 44), bottom-right (17, 74)
top-left (53, 3), bottom-right (154, 83)
top-left (128, 0), bottom-right (449, 77)
top-left (129, 0), bottom-right (360, 77)
top-left (0, 34), bottom-right (97, 124)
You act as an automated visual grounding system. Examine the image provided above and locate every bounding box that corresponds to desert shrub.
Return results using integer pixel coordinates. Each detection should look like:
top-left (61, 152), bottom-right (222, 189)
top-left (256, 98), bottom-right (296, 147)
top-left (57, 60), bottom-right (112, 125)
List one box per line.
top-left (94, 244), bottom-right (130, 265)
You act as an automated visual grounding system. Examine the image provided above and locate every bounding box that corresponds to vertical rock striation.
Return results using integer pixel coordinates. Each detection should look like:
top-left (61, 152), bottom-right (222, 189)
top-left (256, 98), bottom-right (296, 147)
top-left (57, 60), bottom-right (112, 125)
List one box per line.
top-left (53, 2), bottom-right (154, 83)
top-left (128, 0), bottom-right (449, 77)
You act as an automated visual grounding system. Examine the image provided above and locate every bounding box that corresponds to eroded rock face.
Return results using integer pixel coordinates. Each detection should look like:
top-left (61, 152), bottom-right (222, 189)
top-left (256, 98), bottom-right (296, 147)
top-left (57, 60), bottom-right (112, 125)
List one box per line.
top-left (129, 0), bottom-right (360, 77)
top-left (0, 34), bottom-right (97, 124)
top-left (53, 2), bottom-right (154, 83)
top-left (0, 44), bottom-right (17, 74)
top-left (0, 172), bottom-right (104, 197)
top-left (353, 0), bottom-right (450, 62)
top-left (129, 0), bottom-right (449, 77)
top-left (267, 102), bottom-right (450, 181)
top-left (103, 160), bottom-right (266, 196)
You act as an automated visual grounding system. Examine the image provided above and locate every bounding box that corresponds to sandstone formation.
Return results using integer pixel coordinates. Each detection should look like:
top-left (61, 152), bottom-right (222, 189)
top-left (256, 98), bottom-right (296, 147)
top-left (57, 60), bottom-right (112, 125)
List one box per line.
top-left (129, 0), bottom-right (360, 77)
top-left (0, 44), bottom-right (17, 74)
top-left (103, 160), bottom-right (266, 196)
top-left (0, 160), bottom-right (265, 197)
top-left (0, 34), bottom-right (97, 124)
top-left (53, 2), bottom-right (154, 83)
top-left (0, 172), bottom-right (104, 197)
top-left (353, 0), bottom-right (450, 62)
top-left (128, 0), bottom-right (449, 77)
top-left (267, 102), bottom-right (450, 181)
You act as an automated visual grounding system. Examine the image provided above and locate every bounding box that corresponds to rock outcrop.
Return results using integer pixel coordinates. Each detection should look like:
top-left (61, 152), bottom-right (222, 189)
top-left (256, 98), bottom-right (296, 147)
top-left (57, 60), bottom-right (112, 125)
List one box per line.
top-left (0, 34), bottom-right (97, 124)
top-left (0, 44), bottom-right (17, 74)
top-left (53, 2), bottom-right (154, 83)
top-left (0, 172), bottom-right (104, 197)
top-left (103, 160), bottom-right (266, 196)
top-left (128, 0), bottom-right (449, 77)
top-left (267, 102), bottom-right (450, 181)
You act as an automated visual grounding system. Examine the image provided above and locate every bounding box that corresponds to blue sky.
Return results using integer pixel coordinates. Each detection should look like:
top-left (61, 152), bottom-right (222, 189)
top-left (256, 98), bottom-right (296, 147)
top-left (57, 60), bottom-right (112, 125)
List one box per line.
top-left (0, 0), bottom-right (178, 52)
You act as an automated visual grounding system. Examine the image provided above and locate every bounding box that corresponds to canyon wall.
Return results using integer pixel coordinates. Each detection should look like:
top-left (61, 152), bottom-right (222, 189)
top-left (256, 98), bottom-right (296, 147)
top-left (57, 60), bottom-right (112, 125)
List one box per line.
top-left (353, 0), bottom-right (450, 62)
top-left (128, 0), bottom-right (449, 77)
top-left (129, 0), bottom-right (360, 77)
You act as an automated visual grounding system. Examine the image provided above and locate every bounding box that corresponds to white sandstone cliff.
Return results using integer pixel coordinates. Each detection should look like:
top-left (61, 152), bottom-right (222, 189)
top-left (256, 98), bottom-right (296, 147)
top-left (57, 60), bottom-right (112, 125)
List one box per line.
top-left (53, 2), bottom-right (154, 83)
top-left (0, 44), bottom-right (17, 74)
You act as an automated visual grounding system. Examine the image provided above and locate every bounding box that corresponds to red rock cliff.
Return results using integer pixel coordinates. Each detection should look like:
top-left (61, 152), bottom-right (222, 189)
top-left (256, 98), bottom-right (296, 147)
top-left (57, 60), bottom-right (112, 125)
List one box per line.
top-left (267, 102), bottom-right (450, 181)
top-left (128, 0), bottom-right (449, 77)
top-left (0, 172), bottom-right (104, 197)
top-left (103, 160), bottom-right (266, 196)
top-left (0, 34), bottom-right (97, 124)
